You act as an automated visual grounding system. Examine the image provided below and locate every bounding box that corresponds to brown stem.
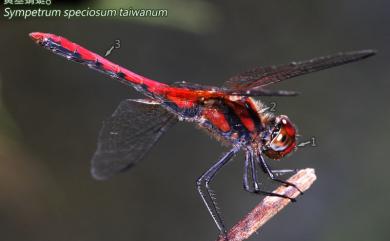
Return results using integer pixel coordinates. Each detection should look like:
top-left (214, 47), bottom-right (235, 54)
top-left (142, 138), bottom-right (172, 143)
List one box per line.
top-left (216, 168), bottom-right (317, 241)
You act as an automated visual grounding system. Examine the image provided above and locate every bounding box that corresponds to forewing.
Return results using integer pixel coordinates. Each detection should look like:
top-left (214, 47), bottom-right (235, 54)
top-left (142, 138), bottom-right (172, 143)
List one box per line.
top-left (223, 49), bottom-right (376, 90)
top-left (171, 81), bottom-right (220, 90)
top-left (91, 99), bottom-right (177, 180)
top-left (171, 81), bottom-right (297, 97)
top-left (225, 88), bottom-right (299, 96)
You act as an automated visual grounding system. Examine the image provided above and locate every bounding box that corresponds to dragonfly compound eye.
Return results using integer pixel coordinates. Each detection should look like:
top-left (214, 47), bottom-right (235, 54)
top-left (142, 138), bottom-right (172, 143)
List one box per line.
top-left (263, 115), bottom-right (297, 160)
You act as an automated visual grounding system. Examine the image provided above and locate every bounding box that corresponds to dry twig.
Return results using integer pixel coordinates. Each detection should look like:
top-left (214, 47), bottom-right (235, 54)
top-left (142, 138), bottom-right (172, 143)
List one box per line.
top-left (216, 168), bottom-right (317, 241)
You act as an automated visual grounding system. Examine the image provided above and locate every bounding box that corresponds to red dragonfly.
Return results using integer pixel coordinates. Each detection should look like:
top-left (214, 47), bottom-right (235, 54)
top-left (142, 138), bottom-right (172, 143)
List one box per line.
top-left (29, 32), bottom-right (375, 238)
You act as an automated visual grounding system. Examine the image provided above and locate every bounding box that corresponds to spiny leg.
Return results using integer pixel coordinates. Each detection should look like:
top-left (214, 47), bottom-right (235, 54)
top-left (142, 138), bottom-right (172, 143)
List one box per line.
top-left (245, 186), bottom-right (297, 202)
top-left (243, 151), bottom-right (296, 202)
top-left (243, 151), bottom-right (251, 191)
top-left (257, 153), bottom-right (304, 194)
top-left (196, 146), bottom-right (240, 238)
top-left (272, 169), bottom-right (298, 177)
top-left (249, 151), bottom-right (260, 191)
top-left (242, 150), bottom-right (257, 191)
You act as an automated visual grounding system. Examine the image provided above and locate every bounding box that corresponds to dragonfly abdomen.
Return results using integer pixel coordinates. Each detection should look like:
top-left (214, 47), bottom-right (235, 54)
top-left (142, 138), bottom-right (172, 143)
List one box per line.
top-left (29, 32), bottom-right (168, 98)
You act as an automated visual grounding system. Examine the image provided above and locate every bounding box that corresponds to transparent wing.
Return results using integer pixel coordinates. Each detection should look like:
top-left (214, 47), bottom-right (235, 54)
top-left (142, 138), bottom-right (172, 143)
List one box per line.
top-left (171, 81), bottom-right (298, 96)
top-left (91, 99), bottom-right (177, 180)
top-left (223, 49), bottom-right (376, 90)
top-left (224, 88), bottom-right (299, 96)
top-left (171, 81), bottom-right (219, 90)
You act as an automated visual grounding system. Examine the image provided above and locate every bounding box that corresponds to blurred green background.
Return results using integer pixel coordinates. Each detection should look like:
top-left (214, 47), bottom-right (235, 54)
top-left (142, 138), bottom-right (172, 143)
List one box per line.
top-left (1, 1), bottom-right (389, 241)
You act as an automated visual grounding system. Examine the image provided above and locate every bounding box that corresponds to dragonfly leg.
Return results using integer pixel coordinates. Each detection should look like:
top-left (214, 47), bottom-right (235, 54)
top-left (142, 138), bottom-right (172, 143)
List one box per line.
top-left (243, 151), bottom-right (296, 202)
top-left (257, 154), bottom-right (304, 195)
top-left (250, 150), bottom-right (260, 191)
top-left (271, 169), bottom-right (299, 177)
top-left (196, 146), bottom-right (240, 238)
top-left (243, 151), bottom-right (251, 191)
top-left (244, 185), bottom-right (297, 202)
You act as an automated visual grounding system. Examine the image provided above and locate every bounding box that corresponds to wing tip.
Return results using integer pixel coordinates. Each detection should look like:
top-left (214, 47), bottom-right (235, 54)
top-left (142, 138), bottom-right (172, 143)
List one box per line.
top-left (90, 155), bottom-right (114, 181)
top-left (90, 155), bottom-right (136, 181)
top-left (91, 166), bottom-right (111, 181)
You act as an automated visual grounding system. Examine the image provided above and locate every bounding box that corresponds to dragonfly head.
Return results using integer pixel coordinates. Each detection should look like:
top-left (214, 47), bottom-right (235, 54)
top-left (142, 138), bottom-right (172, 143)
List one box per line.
top-left (262, 115), bottom-right (297, 160)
